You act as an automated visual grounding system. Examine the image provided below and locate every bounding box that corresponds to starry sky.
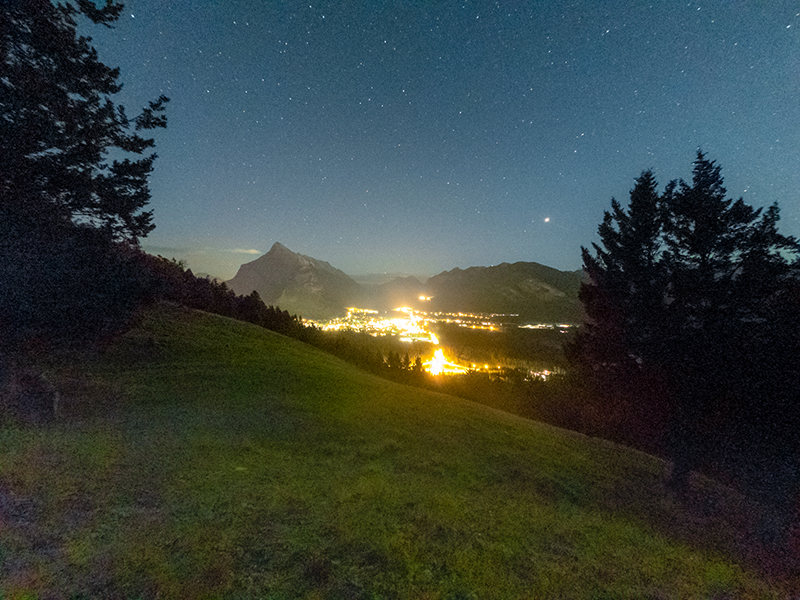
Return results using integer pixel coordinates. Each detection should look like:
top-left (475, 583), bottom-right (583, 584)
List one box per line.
top-left (86, 1), bottom-right (800, 280)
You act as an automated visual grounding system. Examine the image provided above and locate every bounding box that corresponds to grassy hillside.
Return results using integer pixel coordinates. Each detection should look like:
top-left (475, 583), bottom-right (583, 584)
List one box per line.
top-left (0, 303), bottom-right (794, 598)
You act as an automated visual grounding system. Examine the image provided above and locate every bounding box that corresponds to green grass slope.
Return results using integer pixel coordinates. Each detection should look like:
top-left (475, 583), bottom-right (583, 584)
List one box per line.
top-left (0, 303), bottom-right (792, 598)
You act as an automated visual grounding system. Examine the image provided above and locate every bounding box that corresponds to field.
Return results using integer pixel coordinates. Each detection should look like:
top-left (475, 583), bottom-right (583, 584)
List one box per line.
top-left (0, 303), bottom-right (795, 598)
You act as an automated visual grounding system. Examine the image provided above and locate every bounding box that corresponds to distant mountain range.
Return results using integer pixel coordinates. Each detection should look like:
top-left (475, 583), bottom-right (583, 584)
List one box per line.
top-left (227, 242), bottom-right (584, 323)
top-left (424, 262), bottom-right (584, 323)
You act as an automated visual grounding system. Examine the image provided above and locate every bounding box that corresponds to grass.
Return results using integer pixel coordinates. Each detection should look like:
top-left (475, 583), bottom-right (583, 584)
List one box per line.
top-left (0, 303), bottom-right (796, 598)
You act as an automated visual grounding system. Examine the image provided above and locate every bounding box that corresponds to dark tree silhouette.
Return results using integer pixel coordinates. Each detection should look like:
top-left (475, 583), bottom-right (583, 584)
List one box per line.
top-left (1, 0), bottom-right (168, 242)
top-left (658, 154), bottom-right (800, 498)
top-left (578, 170), bottom-right (665, 374)
top-left (576, 152), bottom-right (800, 504)
top-left (413, 356), bottom-right (424, 373)
top-left (0, 0), bottom-right (168, 355)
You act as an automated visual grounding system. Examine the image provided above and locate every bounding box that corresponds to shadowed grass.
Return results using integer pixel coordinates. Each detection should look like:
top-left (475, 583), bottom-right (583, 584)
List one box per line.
top-left (0, 303), bottom-right (795, 598)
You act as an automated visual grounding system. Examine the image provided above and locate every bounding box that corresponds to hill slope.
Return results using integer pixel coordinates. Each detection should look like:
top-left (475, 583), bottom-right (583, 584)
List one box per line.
top-left (0, 304), bottom-right (790, 598)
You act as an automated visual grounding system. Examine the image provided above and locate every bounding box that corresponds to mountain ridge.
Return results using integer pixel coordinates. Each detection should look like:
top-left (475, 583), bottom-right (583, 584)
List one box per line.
top-left (424, 261), bottom-right (583, 323)
top-left (227, 242), bottom-right (583, 322)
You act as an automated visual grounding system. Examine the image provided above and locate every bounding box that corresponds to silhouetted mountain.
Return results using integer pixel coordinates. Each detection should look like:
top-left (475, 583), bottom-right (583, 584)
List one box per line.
top-left (227, 243), bottom-right (582, 322)
top-left (227, 242), bottom-right (360, 319)
top-left (423, 262), bottom-right (584, 323)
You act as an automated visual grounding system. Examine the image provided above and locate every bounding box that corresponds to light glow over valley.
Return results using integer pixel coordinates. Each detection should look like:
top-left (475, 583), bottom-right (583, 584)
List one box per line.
top-left (306, 308), bottom-right (570, 377)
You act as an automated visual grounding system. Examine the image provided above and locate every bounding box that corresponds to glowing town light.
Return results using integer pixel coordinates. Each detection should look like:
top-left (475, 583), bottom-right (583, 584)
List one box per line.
top-left (429, 348), bottom-right (446, 375)
top-left (430, 332), bottom-right (439, 345)
top-left (424, 348), bottom-right (469, 375)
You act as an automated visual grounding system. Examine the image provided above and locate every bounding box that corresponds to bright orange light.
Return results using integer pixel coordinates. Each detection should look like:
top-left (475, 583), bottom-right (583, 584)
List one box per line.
top-left (424, 348), bottom-right (468, 375)
top-left (429, 348), bottom-right (446, 375)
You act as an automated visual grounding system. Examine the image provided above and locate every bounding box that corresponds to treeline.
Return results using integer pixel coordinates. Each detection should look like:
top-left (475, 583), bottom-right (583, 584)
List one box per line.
top-left (307, 329), bottom-right (427, 384)
top-left (137, 254), bottom-right (311, 341)
top-left (136, 256), bottom-right (434, 382)
top-left (133, 257), bottom-right (437, 387)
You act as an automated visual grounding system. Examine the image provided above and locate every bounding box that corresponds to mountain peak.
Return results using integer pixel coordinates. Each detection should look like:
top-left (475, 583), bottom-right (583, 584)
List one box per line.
top-left (227, 242), bottom-right (359, 319)
top-left (269, 241), bottom-right (290, 253)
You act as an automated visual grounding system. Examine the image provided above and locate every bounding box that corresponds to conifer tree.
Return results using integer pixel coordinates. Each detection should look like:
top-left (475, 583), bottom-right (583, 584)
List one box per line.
top-left (578, 152), bottom-right (800, 500)
top-left (0, 0), bottom-right (168, 351)
top-left (578, 170), bottom-right (665, 372)
top-left (1, 0), bottom-right (168, 242)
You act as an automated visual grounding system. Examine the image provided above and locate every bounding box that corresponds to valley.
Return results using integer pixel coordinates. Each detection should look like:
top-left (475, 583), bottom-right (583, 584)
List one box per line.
top-left (307, 306), bottom-right (573, 377)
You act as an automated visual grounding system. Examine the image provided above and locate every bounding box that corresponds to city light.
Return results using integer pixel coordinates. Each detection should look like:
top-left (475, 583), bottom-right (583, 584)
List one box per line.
top-left (424, 348), bottom-right (468, 375)
top-left (306, 307), bottom-right (564, 377)
top-left (429, 349), bottom-right (445, 375)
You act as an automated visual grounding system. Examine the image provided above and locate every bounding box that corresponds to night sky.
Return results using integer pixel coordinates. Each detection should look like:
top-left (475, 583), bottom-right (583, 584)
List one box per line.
top-left (87, 1), bottom-right (800, 279)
